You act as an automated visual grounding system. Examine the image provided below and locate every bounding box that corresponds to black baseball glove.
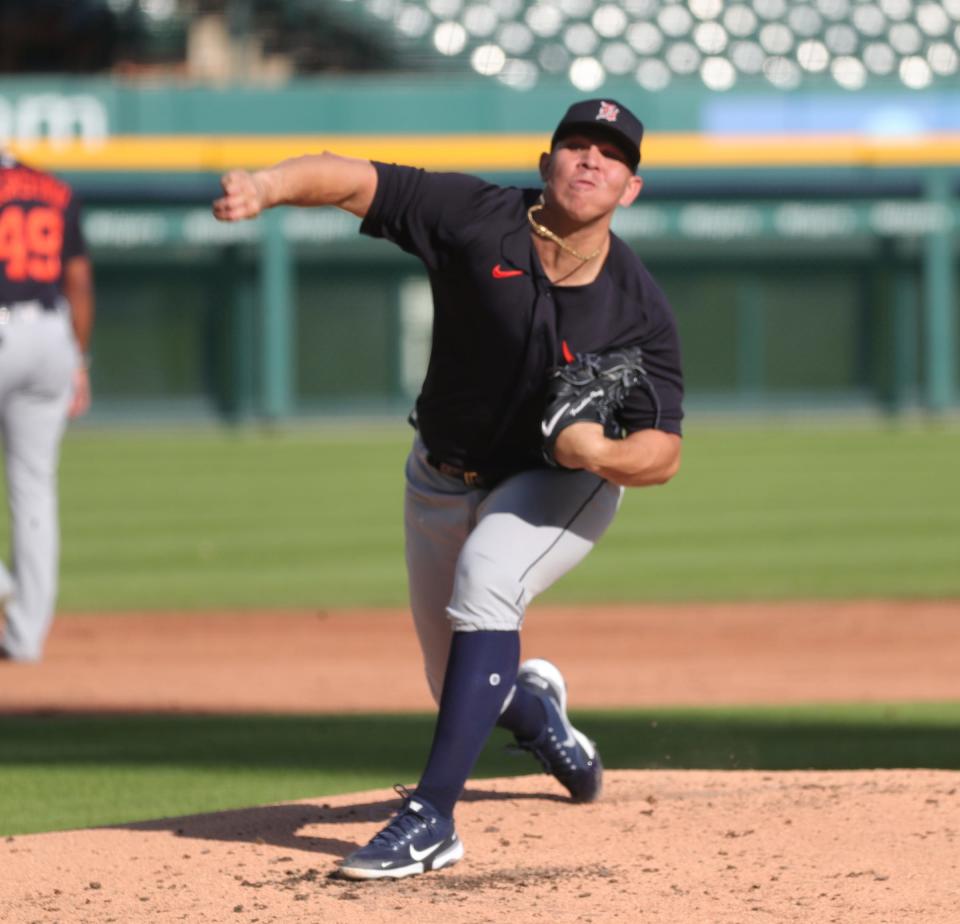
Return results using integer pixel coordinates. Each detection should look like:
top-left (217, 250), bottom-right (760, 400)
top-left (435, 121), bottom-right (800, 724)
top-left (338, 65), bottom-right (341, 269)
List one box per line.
top-left (541, 345), bottom-right (647, 468)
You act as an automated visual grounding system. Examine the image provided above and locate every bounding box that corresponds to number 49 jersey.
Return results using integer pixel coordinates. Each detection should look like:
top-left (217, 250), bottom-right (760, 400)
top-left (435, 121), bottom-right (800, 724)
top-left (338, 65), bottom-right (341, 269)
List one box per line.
top-left (0, 154), bottom-right (86, 305)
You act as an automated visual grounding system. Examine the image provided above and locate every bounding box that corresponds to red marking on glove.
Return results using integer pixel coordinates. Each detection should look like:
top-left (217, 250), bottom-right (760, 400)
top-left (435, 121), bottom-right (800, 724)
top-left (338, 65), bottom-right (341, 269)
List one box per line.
top-left (562, 340), bottom-right (576, 364)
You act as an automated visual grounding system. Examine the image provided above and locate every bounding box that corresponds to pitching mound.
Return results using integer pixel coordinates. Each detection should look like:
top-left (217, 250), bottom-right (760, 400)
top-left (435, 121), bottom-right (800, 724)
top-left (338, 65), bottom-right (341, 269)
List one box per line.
top-left (3, 769), bottom-right (959, 923)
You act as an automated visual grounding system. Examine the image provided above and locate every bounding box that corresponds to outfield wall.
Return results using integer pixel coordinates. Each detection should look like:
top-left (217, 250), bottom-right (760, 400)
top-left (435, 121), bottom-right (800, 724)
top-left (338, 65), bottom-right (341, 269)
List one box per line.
top-left (1, 76), bottom-right (956, 421)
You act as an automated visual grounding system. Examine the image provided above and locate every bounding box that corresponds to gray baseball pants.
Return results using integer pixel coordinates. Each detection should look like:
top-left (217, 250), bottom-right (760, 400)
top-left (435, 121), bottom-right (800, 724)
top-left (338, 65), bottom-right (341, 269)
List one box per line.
top-left (404, 434), bottom-right (623, 701)
top-left (0, 304), bottom-right (78, 661)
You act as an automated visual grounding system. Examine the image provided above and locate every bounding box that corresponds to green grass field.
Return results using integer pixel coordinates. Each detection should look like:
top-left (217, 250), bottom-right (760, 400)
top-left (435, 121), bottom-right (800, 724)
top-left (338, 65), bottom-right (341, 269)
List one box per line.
top-left (1, 418), bottom-right (959, 836)
top-left (20, 417), bottom-right (960, 610)
top-left (2, 703), bottom-right (959, 836)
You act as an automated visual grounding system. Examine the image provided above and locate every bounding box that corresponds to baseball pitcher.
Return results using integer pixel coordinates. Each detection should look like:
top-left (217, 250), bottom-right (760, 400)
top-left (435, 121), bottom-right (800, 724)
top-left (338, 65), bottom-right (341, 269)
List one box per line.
top-left (213, 98), bottom-right (684, 879)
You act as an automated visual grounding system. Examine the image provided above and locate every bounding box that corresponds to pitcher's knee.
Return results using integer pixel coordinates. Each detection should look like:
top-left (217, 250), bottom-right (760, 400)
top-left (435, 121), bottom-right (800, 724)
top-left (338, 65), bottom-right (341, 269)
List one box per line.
top-left (446, 557), bottom-right (525, 632)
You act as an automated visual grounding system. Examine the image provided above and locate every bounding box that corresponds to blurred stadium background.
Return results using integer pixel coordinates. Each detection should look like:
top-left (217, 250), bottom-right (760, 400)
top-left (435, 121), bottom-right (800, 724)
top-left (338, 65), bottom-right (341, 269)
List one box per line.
top-left (1, 0), bottom-right (957, 425)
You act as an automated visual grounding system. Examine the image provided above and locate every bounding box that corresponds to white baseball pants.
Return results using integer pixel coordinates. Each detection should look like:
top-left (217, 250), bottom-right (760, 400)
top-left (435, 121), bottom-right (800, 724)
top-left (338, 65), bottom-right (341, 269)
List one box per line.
top-left (0, 305), bottom-right (78, 661)
top-left (404, 434), bottom-right (623, 701)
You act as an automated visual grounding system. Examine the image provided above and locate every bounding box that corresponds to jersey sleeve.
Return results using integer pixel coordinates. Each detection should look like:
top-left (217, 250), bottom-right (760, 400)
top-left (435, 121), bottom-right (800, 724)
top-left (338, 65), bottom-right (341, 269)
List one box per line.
top-left (359, 163), bottom-right (501, 270)
top-left (619, 283), bottom-right (685, 437)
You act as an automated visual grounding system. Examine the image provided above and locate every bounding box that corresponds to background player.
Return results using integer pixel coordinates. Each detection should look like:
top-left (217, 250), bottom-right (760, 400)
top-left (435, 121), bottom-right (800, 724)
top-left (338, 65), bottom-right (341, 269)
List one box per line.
top-left (0, 152), bottom-right (94, 662)
top-left (213, 98), bottom-right (684, 879)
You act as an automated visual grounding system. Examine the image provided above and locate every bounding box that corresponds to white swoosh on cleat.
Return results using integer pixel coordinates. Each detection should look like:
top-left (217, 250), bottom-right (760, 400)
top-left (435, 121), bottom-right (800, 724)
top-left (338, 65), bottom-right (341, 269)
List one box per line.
top-left (409, 842), bottom-right (442, 862)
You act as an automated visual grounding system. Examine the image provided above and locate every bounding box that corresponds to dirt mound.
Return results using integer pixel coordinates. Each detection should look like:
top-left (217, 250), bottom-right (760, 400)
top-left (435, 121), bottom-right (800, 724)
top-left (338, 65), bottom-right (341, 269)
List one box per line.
top-left (3, 770), bottom-right (959, 923)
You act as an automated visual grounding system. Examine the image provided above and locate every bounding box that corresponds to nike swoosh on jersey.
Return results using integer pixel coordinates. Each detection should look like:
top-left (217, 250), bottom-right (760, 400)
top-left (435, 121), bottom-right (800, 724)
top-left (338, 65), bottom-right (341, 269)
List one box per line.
top-left (491, 264), bottom-right (524, 279)
top-left (541, 403), bottom-right (571, 438)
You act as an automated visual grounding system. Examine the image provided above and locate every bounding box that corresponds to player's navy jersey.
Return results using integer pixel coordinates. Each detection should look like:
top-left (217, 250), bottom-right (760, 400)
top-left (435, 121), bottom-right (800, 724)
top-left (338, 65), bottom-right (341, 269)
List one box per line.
top-left (361, 162), bottom-right (684, 474)
top-left (0, 156), bottom-right (86, 306)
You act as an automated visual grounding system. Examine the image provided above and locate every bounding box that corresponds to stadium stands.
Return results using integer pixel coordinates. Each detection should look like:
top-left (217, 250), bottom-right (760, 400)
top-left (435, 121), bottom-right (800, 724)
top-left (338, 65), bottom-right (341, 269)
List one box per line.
top-left (8, 1), bottom-right (957, 94)
top-left (333, 0), bottom-right (960, 92)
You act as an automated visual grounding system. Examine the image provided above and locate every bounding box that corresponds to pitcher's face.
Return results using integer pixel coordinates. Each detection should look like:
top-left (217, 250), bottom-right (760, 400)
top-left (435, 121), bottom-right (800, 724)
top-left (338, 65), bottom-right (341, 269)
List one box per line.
top-left (540, 132), bottom-right (642, 224)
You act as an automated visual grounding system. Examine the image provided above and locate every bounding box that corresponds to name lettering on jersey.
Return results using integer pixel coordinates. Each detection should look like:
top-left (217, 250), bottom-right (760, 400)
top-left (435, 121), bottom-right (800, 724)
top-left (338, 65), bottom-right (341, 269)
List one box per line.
top-left (0, 168), bottom-right (71, 210)
top-left (491, 264), bottom-right (524, 279)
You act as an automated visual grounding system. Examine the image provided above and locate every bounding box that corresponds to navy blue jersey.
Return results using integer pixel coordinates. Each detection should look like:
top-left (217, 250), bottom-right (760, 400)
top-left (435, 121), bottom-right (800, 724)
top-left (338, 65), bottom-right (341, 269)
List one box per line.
top-left (0, 156), bottom-right (86, 306)
top-left (361, 163), bottom-right (684, 473)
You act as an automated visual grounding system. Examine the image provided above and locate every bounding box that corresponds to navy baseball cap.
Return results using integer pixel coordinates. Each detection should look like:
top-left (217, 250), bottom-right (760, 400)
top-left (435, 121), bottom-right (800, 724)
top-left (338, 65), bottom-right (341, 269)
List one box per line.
top-left (551, 99), bottom-right (644, 169)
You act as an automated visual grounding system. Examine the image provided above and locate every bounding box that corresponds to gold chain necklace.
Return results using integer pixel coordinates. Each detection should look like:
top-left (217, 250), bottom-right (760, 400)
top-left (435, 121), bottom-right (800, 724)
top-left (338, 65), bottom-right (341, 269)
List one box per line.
top-left (526, 197), bottom-right (602, 262)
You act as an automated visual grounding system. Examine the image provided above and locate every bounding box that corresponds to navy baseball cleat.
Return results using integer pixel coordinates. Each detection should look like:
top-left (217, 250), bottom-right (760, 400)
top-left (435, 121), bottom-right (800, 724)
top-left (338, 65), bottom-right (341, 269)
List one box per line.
top-left (338, 787), bottom-right (464, 880)
top-left (513, 658), bottom-right (603, 803)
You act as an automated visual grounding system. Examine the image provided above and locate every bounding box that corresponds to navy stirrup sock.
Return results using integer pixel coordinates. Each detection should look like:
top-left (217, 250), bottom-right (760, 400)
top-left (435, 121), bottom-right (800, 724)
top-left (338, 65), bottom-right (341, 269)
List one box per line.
top-left (413, 629), bottom-right (520, 819)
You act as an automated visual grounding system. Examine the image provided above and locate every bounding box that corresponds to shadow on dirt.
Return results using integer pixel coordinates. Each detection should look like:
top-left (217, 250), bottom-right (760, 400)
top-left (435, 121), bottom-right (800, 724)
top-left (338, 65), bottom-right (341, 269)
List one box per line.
top-left (114, 785), bottom-right (566, 856)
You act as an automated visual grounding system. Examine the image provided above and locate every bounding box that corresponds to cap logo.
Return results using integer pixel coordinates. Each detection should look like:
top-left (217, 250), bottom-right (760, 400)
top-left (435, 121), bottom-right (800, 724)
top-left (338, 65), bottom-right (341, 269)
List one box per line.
top-left (596, 101), bottom-right (619, 123)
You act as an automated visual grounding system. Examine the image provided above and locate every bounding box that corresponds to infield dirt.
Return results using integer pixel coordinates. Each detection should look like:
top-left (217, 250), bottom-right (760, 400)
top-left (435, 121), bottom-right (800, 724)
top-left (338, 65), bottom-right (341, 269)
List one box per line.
top-left (1, 601), bottom-right (959, 922)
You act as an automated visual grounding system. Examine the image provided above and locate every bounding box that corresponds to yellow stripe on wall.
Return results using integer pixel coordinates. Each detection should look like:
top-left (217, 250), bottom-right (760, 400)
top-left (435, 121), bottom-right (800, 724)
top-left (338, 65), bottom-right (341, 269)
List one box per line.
top-left (10, 133), bottom-right (960, 172)
top-left (10, 135), bottom-right (548, 172)
top-left (650, 133), bottom-right (960, 167)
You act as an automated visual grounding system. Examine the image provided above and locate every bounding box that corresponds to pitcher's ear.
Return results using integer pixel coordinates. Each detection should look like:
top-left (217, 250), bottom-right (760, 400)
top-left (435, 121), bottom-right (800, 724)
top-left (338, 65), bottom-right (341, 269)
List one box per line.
top-left (539, 151), bottom-right (551, 181)
top-left (619, 175), bottom-right (643, 207)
